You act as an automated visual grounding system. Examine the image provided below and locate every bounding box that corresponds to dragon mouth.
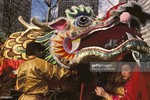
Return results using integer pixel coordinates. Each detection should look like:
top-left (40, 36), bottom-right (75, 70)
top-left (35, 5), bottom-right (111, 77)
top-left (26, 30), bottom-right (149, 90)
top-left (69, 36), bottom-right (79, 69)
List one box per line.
top-left (52, 22), bottom-right (149, 67)
top-left (63, 23), bottom-right (141, 53)
top-left (61, 23), bottom-right (150, 64)
top-left (76, 24), bottom-right (134, 51)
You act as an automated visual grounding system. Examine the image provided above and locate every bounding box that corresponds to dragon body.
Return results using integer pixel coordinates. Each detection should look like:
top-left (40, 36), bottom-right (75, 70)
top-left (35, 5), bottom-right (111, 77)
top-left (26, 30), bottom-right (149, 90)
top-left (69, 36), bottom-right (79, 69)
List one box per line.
top-left (0, 1), bottom-right (150, 99)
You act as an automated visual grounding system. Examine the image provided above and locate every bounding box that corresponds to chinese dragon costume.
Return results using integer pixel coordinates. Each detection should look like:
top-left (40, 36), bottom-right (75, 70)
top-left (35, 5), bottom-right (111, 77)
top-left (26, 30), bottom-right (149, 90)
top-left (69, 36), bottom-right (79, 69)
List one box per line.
top-left (0, 1), bottom-right (150, 100)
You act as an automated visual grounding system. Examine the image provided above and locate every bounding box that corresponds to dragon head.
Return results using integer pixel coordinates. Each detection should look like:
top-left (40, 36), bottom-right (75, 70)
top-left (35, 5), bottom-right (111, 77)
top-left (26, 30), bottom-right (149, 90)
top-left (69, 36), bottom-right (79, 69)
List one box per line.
top-left (50, 4), bottom-right (150, 67)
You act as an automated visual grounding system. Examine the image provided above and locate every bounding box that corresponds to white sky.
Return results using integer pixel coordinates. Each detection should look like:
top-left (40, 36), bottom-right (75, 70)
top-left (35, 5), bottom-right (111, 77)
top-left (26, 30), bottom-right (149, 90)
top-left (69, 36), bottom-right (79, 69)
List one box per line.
top-left (31, 0), bottom-right (58, 21)
top-left (98, 0), bottom-right (119, 18)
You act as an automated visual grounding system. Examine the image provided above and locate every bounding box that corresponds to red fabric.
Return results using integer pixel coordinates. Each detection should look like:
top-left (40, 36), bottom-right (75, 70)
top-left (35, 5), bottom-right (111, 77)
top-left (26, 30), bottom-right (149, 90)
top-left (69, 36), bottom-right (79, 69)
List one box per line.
top-left (0, 66), bottom-right (2, 75)
top-left (2, 59), bottom-right (24, 69)
top-left (0, 59), bottom-right (24, 77)
top-left (112, 66), bottom-right (149, 100)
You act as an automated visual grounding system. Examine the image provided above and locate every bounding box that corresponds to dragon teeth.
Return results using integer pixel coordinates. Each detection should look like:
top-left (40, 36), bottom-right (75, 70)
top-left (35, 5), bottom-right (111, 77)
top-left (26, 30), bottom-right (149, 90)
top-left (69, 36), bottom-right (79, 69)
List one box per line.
top-left (126, 32), bottom-right (135, 40)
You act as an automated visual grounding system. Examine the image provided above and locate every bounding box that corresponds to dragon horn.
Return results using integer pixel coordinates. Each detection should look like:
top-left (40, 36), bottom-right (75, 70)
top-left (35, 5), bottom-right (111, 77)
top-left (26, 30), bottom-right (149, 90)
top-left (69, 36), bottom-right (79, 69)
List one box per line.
top-left (18, 16), bottom-right (39, 29)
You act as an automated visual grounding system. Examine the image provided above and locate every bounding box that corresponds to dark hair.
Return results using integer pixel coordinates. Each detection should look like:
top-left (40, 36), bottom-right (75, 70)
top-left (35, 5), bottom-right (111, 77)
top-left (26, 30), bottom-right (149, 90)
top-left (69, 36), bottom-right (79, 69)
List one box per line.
top-left (26, 42), bottom-right (44, 57)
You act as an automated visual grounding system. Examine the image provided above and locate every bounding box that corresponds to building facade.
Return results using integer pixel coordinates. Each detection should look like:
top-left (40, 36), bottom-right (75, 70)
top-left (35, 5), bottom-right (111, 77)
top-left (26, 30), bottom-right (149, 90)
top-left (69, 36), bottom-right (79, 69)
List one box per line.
top-left (0, 0), bottom-right (4, 33)
top-left (58, 0), bottom-right (99, 17)
top-left (57, 0), bottom-right (128, 18)
top-left (0, 0), bottom-right (32, 36)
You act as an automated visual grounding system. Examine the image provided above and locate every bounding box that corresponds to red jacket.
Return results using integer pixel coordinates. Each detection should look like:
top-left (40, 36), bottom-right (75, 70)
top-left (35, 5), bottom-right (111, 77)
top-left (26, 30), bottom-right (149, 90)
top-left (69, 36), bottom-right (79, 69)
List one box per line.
top-left (112, 66), bottom-right (149, 100)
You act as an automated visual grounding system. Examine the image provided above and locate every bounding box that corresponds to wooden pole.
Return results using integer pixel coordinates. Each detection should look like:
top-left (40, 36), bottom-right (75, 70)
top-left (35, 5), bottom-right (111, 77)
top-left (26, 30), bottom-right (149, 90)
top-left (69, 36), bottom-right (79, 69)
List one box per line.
top-left (79, 83), bottom-right (84, 100)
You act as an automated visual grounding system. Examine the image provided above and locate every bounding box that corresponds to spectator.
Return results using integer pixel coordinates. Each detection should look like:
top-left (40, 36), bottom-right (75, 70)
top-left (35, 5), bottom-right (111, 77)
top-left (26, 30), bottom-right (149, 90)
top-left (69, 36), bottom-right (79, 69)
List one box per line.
top-left (95, 62), bottom-right (149, 100)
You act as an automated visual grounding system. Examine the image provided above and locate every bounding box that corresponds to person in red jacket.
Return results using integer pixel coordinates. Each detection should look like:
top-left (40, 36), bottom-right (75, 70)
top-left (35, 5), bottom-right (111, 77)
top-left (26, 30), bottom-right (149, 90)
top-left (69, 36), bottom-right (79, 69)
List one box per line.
top-left (95, 62), bottom-right (149, 100)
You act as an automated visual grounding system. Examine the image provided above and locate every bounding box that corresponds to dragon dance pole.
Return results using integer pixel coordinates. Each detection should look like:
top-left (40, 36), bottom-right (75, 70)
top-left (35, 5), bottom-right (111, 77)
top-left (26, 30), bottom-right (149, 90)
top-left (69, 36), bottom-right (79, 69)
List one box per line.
top-left (79, 83), bottom-right (84, 100)
top-left (106, 0), bottom-right (114, 7)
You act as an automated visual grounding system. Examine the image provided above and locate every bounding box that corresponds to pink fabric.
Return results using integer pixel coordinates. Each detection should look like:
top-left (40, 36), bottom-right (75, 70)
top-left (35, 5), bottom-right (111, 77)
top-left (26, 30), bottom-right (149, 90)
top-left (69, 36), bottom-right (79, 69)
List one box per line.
top-left (49, 19), bottom-right (67, 31)
top-left (119, 12), bottom-right (131, 23)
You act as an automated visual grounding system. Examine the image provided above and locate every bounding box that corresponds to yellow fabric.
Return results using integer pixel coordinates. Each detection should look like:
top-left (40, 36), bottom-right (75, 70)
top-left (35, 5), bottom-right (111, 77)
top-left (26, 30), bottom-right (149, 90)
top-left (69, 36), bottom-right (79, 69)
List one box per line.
top-left (114, 86), bottom-right (124, 96)
top-left (107, 95), bottom-right (113, 100)
top-left (16, 57), bottom-right (69, 96)
top-left (0, 57), bottom-right (4, 66)
top-left (107, 87), bottom-right (124, 100)
top-left (103, 87), bottom-right (124, 100)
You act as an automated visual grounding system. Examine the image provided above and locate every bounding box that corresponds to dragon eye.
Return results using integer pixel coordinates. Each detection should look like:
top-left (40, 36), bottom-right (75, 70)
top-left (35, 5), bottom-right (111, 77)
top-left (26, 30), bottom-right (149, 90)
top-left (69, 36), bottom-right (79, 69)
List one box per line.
top-left (74, 16), bottom-right (92, 27)
top-left (79, 16), bottom-right (88, 24)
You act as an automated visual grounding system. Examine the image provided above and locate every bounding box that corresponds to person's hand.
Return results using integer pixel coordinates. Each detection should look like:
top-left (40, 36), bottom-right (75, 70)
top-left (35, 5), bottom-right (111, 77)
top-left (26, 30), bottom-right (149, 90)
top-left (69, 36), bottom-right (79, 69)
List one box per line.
top-left (95, 87), bottom-right (105, 96)
top-left (95, 87), bottom-right (110, 99)
top-left (120, 12), bottom-right (131, 24)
